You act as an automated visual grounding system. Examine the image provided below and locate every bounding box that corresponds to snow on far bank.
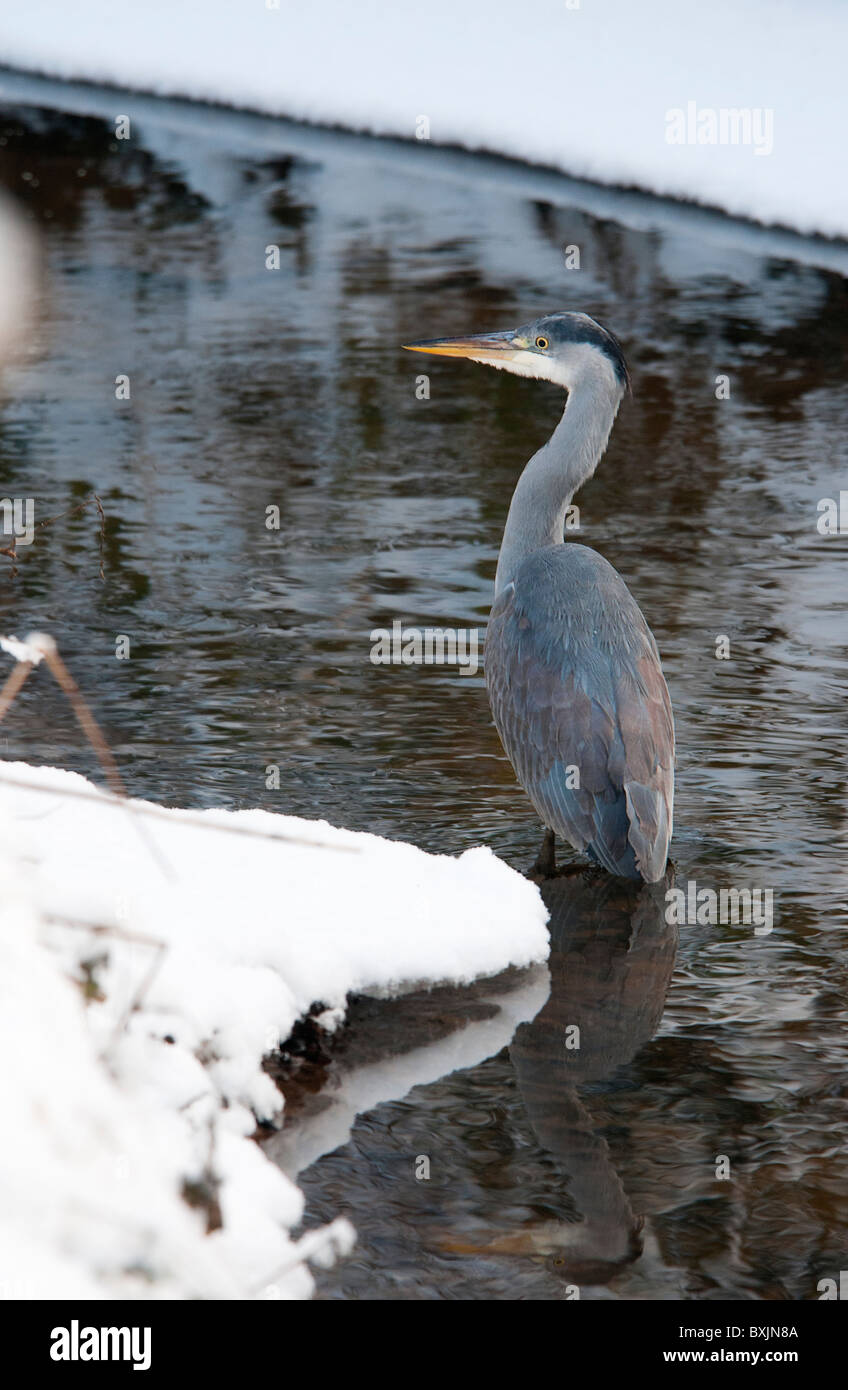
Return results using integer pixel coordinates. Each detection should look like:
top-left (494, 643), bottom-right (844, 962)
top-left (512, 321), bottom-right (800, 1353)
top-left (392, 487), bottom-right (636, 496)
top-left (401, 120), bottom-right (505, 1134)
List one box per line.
top-left (0, 0), bottom-right (845, 239)
top-left (0, 758), bottom-right (548, 1299)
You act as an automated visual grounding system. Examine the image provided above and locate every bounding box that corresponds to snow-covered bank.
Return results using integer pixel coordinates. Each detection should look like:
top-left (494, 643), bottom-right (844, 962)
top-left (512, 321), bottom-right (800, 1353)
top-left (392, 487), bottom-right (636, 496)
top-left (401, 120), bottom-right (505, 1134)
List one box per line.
top-left (0, 758), bottom-right (548, 1298)
top-left (1, 0), bottom-right (845, 239)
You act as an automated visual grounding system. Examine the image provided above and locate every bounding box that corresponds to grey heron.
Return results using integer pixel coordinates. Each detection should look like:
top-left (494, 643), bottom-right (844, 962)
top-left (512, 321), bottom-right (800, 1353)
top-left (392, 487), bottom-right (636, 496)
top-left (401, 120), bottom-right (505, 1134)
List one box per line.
top-left (405, 311), bottom-right (674, 883)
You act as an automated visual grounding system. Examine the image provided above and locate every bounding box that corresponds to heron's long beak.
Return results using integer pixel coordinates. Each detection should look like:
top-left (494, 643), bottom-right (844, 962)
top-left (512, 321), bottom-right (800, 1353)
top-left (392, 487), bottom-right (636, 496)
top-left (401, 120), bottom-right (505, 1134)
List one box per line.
top-left (403, 331), bottom-right (520, 363)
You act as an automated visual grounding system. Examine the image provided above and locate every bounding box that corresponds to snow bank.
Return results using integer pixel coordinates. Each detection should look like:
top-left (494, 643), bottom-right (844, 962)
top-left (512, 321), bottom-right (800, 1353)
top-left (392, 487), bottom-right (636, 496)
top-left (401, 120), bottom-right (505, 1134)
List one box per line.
top-left (0, 0), bottom-right (844, 238)
top-left (0, 758), bottom-right (548, 1298)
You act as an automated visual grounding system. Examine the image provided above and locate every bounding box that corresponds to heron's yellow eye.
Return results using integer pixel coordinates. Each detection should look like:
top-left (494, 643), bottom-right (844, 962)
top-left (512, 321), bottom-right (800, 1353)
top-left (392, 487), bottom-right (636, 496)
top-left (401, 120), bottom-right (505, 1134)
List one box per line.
top-left (535, 336), bottom-right (549, 349)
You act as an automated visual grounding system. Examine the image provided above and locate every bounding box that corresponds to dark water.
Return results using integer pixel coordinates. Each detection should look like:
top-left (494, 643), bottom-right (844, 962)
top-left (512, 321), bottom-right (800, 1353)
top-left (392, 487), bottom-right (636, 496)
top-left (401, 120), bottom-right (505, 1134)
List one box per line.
top-left (1, 73), bottom-right (847, 1300)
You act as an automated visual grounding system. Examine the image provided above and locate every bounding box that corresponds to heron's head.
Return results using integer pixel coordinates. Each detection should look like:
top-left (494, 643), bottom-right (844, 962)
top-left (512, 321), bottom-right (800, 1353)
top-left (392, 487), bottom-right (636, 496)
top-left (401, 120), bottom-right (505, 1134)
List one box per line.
top-left (404, 310), bottom-right (629, 396)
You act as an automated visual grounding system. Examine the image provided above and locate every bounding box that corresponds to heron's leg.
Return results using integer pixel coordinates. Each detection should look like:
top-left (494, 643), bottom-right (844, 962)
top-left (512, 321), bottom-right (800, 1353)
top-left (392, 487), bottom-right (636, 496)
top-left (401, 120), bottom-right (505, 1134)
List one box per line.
top-left (532, 827), bottom-right (557, 878)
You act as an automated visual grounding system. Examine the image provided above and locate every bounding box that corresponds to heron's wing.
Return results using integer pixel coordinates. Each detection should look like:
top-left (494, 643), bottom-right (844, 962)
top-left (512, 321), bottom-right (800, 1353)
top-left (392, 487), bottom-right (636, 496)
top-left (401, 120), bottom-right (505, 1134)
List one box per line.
top-left (485, 547), bottom-right (674, 882)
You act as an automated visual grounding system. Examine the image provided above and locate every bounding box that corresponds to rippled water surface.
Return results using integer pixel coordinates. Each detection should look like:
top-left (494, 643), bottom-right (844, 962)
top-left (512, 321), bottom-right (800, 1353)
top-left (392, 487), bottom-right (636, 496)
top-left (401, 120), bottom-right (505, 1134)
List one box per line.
top-left (1, 73), bottom-right (847, 1299)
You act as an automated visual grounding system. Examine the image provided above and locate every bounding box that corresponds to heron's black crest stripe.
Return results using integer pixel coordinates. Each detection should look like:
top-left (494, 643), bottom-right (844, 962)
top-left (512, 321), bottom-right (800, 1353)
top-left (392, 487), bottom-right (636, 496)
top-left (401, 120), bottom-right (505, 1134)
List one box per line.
top-left (538, 312), bottom-right (631, 390)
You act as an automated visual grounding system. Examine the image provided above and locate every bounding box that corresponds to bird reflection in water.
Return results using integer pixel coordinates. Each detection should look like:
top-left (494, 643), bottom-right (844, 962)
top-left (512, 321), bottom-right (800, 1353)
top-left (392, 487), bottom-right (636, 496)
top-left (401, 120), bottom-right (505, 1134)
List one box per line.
top-left (438, 866), bottom-right (677, 1287)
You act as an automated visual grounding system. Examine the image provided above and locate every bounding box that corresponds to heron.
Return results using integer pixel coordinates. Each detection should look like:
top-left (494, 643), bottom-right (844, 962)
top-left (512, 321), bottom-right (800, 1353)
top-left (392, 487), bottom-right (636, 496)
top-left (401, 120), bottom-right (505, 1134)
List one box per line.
top-left (404, 311), bottom-right (674, 883)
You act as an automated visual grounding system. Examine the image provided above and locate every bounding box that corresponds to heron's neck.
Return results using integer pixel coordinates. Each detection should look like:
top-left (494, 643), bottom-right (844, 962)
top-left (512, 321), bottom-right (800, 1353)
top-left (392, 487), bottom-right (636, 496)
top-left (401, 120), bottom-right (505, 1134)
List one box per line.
top-left (494, 371), bottom-right (623, 596)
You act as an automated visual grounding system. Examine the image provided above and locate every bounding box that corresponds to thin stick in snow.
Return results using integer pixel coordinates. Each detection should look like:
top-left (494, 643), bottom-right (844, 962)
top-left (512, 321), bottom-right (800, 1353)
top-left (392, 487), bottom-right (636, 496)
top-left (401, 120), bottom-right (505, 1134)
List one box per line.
top-left (0, 632), bottom-right (123, 792)
top-left (0, 631), bottom-right (176, 880)
top-left (0, 656), bottom-right (33, 720)
top-left (39, 638), bottom-right (126, 797)
top-left (0, 768), bottom-right (360, 853)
